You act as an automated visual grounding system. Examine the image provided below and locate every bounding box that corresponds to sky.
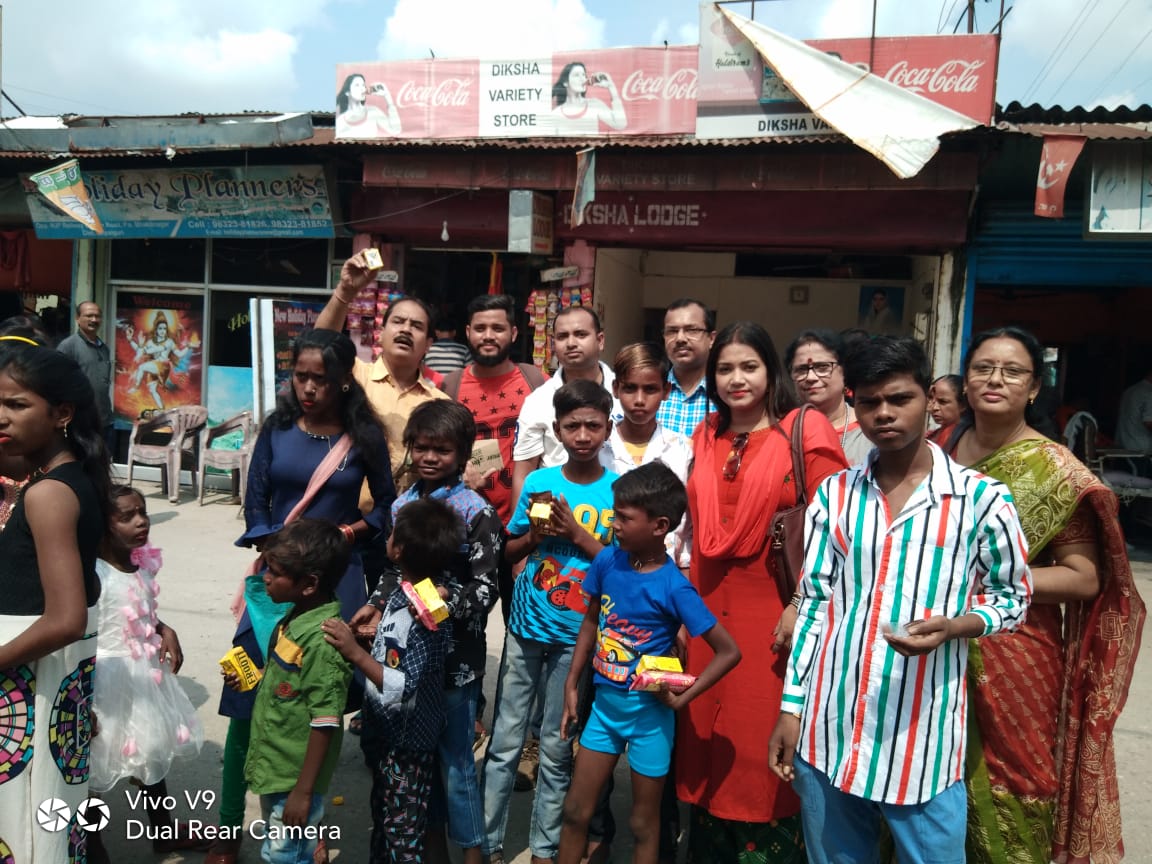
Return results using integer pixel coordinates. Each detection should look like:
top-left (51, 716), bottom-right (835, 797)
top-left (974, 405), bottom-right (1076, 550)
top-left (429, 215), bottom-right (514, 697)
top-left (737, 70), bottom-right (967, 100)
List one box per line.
top-left (3, 0), bottom-right (1150, 118)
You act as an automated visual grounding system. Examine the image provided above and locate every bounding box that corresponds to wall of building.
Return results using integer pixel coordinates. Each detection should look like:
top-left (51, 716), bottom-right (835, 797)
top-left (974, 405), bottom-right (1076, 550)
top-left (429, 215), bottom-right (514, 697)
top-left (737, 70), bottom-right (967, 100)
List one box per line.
top-left (635, 250), bottom-right (914, 352)
top-left (593, 247), bottom-right (645, 358)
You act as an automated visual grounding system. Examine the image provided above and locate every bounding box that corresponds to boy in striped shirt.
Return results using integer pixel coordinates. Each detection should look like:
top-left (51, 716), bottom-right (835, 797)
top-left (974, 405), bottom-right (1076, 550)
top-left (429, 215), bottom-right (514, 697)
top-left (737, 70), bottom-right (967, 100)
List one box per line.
top-left (768, 337), bottom-right (1032, 864)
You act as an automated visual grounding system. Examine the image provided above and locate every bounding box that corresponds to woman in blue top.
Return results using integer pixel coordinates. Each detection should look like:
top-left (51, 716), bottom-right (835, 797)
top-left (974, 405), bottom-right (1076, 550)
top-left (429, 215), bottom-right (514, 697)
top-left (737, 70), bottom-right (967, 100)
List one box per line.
top-left (208, 329), bottom-right (394, 864)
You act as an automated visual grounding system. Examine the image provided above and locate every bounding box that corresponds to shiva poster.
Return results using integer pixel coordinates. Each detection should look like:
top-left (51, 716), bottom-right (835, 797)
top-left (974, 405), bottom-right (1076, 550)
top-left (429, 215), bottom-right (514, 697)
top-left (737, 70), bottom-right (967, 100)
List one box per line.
top-left (113, 292), bottom-right (204, 427)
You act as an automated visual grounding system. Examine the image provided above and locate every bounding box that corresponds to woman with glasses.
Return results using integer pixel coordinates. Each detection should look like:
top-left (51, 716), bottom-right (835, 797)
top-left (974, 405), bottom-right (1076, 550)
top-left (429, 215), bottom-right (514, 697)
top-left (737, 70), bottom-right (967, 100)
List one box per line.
top-left (949, 326), bottom-right (1143, 864)
top-left (677, 322), bottom-right (847, 863)
top-left (784, 329), bottom-right (871, 464)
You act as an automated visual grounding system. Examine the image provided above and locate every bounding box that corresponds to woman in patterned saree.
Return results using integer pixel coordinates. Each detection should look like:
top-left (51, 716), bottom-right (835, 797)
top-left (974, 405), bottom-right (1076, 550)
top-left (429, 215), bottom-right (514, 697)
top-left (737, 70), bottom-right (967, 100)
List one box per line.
top-left (949, 326), bottom-right (1144, 864)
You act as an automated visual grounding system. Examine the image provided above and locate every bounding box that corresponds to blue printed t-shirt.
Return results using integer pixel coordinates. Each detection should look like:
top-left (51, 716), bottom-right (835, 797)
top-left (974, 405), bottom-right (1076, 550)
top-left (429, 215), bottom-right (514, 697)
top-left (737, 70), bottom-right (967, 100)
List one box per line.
top-left (507, 465), bottom-right (618, 645)
top-left (582, 547), bottom-right (717, 689)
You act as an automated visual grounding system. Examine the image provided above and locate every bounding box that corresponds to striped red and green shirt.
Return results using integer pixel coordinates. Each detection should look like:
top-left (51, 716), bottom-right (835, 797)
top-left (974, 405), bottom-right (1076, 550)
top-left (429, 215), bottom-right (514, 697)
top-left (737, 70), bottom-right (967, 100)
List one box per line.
top-left (782, 442), bottom-right (1032, 805)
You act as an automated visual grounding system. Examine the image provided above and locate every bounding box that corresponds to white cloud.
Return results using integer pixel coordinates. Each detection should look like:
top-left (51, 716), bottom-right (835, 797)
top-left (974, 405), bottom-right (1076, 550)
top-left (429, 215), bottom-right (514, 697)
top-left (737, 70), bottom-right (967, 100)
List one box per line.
top-left (4, 0), bottom-right (329, 115)
top-left (651, 18), bottom-right (672, 45)
top-left (377, 0), bottom-right (607, 60)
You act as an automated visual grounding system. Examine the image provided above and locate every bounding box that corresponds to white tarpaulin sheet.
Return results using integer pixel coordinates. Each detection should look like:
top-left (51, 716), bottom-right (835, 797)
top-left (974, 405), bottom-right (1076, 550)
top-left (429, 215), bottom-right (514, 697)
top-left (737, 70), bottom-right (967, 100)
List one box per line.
top-left (720, 8), bottom-right (979, 179)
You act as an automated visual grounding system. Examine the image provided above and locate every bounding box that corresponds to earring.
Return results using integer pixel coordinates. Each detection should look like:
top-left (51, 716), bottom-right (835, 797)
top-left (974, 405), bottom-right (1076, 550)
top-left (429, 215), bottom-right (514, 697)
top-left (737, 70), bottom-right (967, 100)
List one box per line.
top-left (1028, 396), bottom-right (1036, 405)
top-left (342, 384), bottom-right (350, 393)
top-left (63, 424), bottom-right (69, 439)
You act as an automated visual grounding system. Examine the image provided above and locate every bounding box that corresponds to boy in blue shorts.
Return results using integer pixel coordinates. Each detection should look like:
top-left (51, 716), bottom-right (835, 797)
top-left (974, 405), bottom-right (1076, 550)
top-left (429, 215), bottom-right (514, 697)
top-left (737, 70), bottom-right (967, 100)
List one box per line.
top-left (482, 379), bottom-right (619, 864)
top-left (557, 463), bottom-right (741, 864)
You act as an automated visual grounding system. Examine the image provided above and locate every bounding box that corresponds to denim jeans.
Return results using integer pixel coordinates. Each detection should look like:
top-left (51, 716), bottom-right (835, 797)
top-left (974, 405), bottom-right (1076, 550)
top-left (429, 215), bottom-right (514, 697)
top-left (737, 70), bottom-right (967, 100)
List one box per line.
top-left (792, 755), bottom-right (966, 864)
top-left (431, 679), bottom-right (485, 849)
top-left (257, 792), bottom-right (326, 864)
top-left (481, 631), bottom-right (575, 859)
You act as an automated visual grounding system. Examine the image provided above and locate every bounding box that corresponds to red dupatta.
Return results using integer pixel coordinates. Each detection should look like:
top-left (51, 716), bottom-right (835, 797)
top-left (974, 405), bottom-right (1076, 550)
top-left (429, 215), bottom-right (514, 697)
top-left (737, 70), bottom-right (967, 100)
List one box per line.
top-left (691, 409), bottom-right (846, 561)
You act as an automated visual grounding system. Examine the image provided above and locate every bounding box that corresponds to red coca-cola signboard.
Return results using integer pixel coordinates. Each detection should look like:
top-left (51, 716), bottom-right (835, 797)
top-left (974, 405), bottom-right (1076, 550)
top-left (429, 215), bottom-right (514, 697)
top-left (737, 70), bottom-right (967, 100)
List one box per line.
top-left (336, 46), bottom-right (697, 141)
top-left (697, 4), bottom-right (998, 137)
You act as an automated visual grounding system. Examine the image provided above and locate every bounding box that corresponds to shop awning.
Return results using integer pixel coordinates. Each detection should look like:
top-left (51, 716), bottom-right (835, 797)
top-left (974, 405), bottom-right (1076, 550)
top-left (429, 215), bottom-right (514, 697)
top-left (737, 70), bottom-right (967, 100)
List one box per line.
top-left (719, 8), bottom-right (979, 179)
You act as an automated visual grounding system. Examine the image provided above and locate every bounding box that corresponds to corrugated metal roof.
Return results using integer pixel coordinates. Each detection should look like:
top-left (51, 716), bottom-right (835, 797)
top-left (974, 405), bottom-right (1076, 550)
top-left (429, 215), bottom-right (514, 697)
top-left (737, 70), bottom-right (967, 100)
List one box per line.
top-left (997, 101), bottom-right (1152, 124)
top-left (995, 121), bottom-right (1152, 140)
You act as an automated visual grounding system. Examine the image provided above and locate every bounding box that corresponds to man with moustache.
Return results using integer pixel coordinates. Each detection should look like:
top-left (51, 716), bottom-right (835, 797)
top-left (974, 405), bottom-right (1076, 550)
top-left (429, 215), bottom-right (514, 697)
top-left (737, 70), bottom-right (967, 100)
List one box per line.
top-left (656, 299), bottom-right (715, 438)
top-left (317, 252), bottom-right (447, 496)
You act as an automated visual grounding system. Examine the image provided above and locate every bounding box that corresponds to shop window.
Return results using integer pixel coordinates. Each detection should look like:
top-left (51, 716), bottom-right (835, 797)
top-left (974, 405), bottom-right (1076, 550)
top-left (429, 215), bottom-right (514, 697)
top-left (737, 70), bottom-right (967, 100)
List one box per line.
top-left (211, 238), bottom-right (328, 288)
top-left (209, 291), bottom-right (255, 368)
top-left (110, 239), bottom-right (206, 283)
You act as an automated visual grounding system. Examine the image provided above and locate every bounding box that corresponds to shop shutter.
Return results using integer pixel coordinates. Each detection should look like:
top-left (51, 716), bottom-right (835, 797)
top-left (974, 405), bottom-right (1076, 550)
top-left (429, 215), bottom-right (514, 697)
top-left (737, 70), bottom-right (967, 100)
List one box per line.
top-left (972, 204), bottom-right (1152, 287)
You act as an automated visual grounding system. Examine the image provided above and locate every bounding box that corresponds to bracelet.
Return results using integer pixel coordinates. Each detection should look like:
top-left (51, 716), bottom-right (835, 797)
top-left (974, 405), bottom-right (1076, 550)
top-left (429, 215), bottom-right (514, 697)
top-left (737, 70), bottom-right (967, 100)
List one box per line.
top-left (338, 524), bottom-right (356, 544)
top-left (789, 592), bottom-right (802, 609)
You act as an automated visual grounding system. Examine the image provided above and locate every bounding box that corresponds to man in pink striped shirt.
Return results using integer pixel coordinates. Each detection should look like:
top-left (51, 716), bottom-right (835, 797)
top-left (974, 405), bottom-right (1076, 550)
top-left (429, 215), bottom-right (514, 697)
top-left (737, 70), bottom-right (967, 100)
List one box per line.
top-left (767, 336), bottom-right (1032, 864)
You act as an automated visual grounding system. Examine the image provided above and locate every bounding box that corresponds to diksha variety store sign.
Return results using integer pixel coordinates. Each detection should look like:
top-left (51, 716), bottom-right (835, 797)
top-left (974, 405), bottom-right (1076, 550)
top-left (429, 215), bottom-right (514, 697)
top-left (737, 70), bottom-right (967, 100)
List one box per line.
top-left (336, 30), bottom-right (996, 142)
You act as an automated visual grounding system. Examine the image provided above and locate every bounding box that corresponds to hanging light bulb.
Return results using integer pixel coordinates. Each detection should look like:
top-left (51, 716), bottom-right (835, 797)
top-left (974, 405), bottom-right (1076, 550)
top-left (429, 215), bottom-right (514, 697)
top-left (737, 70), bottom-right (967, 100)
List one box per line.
top-left (441, 221), bottom-right (450, 242)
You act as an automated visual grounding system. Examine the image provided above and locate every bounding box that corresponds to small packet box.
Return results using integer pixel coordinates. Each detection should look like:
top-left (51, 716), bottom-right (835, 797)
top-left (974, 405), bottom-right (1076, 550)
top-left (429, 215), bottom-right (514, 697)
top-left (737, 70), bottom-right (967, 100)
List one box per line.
top-left (630, 654), bottom-right (696, 693)
top-left (402, 579), bottom-right (450, 631)
top-left (528, 491), bottom-right (555, 534)
top-left (219, 646), bottom-right (262, 692)
top-left (363, 247), bottom-right (383, 269)
top-left (636, 655), bottom-right (684, 675)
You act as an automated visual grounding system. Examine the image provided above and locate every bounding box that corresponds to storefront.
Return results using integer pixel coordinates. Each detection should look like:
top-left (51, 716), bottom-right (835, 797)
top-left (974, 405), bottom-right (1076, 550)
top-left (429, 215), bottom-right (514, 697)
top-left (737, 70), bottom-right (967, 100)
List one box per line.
top-left (24, 157), bottom-right (350, 460)
top-left (965, 133), bottom-right (1152, 437)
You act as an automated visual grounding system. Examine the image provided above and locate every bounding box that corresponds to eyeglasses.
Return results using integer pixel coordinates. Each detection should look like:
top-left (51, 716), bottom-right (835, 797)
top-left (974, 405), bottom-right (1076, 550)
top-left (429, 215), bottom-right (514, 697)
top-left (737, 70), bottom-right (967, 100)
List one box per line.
top-left (723, 433), bottom-right (749, 480)
top-left (662, 326), bottom-right (710, 341)
top-left (968, 363), bottom-right (1033, 385)
top-left (790, 361), bottom-right (838, 381)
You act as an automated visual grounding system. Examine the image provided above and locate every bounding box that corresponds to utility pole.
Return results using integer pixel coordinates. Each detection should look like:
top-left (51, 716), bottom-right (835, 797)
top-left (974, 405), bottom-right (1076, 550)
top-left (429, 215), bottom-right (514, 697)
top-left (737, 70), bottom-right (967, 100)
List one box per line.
top-left (967, 0), bottom-right (976, 33)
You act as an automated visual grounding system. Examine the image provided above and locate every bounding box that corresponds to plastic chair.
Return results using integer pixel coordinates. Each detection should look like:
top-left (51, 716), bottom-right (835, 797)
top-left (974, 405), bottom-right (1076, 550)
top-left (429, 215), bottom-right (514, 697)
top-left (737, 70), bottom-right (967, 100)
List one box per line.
top-left (125, 406), bottom-right (208, 504)
top-left (198, 411), bottom-right (255, 507)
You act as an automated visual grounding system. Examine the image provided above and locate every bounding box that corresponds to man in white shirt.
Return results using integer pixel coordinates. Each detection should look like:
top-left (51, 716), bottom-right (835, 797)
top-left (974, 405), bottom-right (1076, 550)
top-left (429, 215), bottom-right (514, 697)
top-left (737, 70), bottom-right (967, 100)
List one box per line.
top-left (510, 305), bottom-right (620, 506)
top-left (1115, 368), bottom-right (1152, 453)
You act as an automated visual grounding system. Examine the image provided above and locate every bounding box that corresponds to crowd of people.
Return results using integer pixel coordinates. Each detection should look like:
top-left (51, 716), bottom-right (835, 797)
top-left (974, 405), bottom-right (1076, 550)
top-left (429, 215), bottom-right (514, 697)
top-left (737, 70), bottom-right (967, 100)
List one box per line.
top-left (0, 250), bottom-right (1145, 864)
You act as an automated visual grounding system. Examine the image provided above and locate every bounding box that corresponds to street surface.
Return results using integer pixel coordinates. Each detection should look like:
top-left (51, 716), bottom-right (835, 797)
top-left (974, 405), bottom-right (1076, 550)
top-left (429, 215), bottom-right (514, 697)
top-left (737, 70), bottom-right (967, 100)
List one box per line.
top-left (99, 481), bottom-right (1152, 863)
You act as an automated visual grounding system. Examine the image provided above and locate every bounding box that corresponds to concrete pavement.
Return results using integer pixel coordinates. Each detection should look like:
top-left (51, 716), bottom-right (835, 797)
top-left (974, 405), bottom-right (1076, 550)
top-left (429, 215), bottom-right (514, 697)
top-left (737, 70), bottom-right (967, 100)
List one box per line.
top-left (98, 480), bottom-right (1152, 863)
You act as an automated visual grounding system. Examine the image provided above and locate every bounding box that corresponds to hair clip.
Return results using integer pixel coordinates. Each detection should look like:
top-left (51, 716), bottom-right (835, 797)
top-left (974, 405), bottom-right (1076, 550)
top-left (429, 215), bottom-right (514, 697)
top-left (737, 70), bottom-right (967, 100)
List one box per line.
top-left (0, 335), bottom-right (37, 345)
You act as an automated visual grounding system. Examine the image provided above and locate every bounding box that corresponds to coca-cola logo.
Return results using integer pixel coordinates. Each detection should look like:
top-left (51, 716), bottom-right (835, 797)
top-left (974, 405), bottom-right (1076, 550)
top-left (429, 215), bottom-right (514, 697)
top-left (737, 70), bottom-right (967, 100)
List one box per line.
top-left (396, 78), bottom-right (472, 108)
top-left (621, 67), bottom-right (698, 102)
top-left (884, 59), bottom-right (984, 95)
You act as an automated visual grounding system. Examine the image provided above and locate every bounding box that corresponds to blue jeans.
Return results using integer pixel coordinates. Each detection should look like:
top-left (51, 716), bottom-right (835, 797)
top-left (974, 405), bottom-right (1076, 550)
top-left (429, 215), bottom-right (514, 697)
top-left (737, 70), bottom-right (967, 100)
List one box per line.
top-left (792, 756), bottom-right (966, 864)
top-left (430, 679), bottom-right (485, 849)
top-left (257, 792), bottom-right (326, 864)
top-left (481, 632), bottom-right (575, 859)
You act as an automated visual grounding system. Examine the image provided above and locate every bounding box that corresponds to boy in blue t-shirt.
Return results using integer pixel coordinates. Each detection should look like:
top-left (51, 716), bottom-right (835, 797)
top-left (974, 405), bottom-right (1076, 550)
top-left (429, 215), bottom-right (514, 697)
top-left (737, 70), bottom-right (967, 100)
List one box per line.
top-left (556, 463), bottom-right (741, 864)
top-left (482, 379), bottom-right (619, 864)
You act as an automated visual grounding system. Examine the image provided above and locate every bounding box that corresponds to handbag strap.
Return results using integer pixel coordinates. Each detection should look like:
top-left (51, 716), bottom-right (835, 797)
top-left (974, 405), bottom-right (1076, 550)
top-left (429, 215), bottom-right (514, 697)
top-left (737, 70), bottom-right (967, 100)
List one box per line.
top-left (776, 405), bottom-right (810, 508)
top-left (283, 433), bottom-right (354, 526)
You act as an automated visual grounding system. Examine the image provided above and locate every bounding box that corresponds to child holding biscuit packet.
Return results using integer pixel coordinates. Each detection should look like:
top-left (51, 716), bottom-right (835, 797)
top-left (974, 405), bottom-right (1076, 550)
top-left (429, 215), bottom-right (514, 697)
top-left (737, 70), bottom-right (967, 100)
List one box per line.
top-left (557, 463), bottom-right (741, 864)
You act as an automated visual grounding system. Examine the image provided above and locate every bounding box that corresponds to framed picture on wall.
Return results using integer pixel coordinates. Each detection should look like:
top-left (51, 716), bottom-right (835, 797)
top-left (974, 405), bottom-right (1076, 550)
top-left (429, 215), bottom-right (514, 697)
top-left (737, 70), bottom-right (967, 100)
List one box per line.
top-left (857, 286), bottom-right (905, 336)
top-left (789, 285), bottom-right (809, 305)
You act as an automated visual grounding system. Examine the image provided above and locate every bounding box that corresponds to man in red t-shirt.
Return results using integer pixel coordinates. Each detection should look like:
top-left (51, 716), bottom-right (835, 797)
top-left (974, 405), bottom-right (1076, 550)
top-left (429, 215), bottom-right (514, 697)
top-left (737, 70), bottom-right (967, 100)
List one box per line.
top-left (440, 294), bottom-right (546, 619)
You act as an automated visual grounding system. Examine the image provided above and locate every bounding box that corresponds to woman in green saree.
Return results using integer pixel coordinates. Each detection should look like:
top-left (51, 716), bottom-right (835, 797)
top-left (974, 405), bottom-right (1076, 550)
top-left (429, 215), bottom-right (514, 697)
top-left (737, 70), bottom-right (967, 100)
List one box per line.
top-left (949, 326), bottom-right (1144, 864)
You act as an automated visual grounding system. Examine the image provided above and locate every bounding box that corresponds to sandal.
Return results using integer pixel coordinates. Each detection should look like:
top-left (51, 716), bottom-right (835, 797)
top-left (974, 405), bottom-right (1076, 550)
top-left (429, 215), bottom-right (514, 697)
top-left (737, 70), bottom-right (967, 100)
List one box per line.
top-left (203, 838), bottom-right (241, 864)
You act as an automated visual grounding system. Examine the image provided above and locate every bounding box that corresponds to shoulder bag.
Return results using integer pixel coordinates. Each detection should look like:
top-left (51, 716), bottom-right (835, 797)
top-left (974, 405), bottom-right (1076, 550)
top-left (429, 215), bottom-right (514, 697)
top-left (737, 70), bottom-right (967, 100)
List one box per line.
top-left (769, 405), bottom-right (811, 603)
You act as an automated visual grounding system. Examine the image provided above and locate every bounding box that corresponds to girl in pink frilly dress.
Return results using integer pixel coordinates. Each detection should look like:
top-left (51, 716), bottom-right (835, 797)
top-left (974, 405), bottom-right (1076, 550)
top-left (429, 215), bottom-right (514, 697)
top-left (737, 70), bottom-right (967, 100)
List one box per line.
top-left (88, 486), bottom-right (207, 860)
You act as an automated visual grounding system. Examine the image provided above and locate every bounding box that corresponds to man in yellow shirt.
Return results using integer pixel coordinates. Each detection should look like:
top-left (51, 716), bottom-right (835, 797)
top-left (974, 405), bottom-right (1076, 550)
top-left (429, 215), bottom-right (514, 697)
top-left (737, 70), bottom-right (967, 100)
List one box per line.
top-left (316, 251), bottom-right (447, 498)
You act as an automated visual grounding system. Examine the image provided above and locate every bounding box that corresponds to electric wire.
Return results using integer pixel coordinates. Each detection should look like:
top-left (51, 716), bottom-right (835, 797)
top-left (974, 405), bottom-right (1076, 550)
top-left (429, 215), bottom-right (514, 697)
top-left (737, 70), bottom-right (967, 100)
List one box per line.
top-left (1088, 23), bottom-right (1152, 104)
top-left (1022, 0), bottom-right (1103, 103)
top-left (1046, 0), bottom-right (1136, 104)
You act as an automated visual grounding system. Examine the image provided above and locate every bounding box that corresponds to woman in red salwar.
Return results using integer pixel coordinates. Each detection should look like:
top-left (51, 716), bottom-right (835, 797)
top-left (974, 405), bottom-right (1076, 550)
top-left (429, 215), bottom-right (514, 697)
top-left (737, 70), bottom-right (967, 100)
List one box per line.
top-left (677, 322), bottom-right (847, 863)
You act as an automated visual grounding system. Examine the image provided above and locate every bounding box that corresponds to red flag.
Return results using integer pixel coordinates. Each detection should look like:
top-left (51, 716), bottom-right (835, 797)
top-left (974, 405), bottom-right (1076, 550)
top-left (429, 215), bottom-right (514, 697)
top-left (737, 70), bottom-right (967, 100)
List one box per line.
top-left (1034, 135), bottom-right (1087, 219)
